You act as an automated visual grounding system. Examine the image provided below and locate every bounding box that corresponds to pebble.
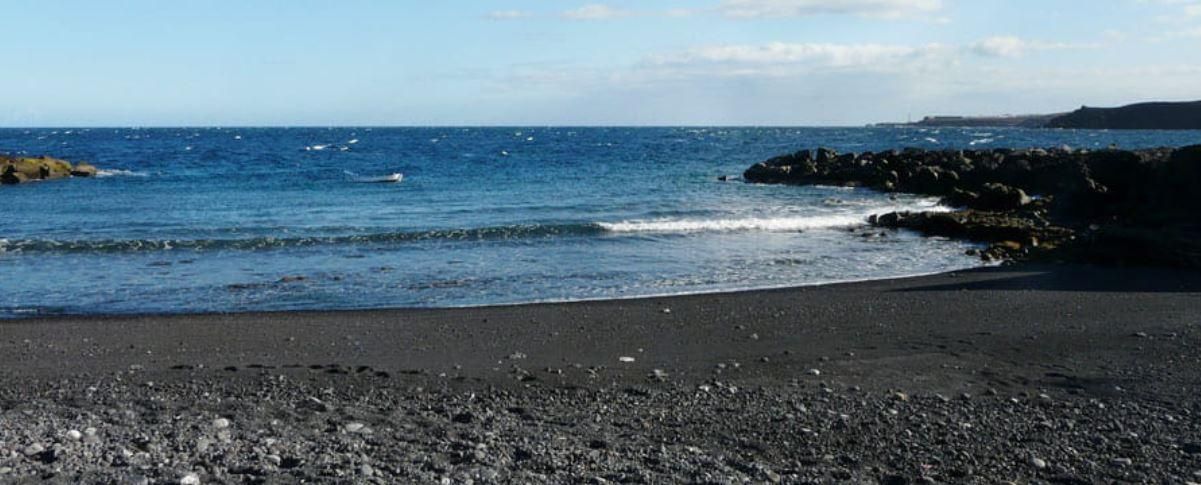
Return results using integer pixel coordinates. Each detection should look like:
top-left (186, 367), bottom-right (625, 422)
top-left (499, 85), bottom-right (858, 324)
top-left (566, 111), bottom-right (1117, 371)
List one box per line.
top-left (1030, 457), bottom-right (1047, 469)
top-left (805, 368), bottom-right (821, 376)
top-left (65, 429), bottom-right (83, 441)
top-left (619, 356), bottom-right (636, 363)
top-left (1111, 457), bottom-right (1133, 467)
top-left (22, 443), bottom-right (44, 456)
top-left (180, 473), bottom-right (201, 485)
top-left (266, 454), bottom-right (282, 466)
top-left (212, 417), bottom-right (231, 429)
top-left (345, 422), bottom-right (367, 433)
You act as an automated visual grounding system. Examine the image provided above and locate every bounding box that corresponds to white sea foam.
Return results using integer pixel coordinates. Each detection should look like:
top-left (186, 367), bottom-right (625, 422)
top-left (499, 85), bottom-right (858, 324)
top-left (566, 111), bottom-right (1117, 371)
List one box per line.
top-left (598, 200), bottom-right (950, 235)
top-left (969, 138), bottom-right (996, 146)
top-left (96, 169), bottom-right (149, 178)
top-left (598, 215), bottom-right (865, 233)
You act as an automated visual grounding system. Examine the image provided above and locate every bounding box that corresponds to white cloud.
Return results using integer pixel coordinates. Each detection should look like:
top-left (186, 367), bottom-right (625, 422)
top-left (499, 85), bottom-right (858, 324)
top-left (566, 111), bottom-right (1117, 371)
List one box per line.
top-left (562, 4), bottom-right (631, 21)
top-left (652, 42), bottom-right (948, 69)
top-left (485, 10), bottom-right (532, 20)
top-left (718, 0), bottom-right (944, 19)
top-left (970, 36), bottom-right (1096, 58)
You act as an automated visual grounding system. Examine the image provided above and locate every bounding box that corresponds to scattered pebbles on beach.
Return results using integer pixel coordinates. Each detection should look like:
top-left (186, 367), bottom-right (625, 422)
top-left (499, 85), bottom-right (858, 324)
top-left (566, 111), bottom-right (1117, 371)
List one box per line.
top-left (0, 373), bottom-right (1197, 483)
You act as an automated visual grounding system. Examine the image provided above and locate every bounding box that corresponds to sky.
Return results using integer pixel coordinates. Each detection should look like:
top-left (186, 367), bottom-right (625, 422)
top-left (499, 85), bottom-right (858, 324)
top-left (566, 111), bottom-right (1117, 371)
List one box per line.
top-left (1, 0), bottom-right (1199, 126)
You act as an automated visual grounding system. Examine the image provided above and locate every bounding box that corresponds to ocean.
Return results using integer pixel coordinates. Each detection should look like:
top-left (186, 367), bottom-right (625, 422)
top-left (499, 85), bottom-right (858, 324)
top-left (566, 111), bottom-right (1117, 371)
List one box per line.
top-left (2, 127), bottom-right (1198, 317)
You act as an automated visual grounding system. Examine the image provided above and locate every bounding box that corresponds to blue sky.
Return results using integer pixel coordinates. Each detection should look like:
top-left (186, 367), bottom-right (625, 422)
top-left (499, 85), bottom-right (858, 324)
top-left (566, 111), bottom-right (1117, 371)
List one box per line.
top-left (2, 0), bottom-right (1199, 126)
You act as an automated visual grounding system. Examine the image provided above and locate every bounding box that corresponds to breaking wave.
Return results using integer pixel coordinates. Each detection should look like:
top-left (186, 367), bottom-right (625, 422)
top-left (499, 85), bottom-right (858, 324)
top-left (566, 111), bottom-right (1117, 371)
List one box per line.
top-left (0, 200), bottom-right (949, 254)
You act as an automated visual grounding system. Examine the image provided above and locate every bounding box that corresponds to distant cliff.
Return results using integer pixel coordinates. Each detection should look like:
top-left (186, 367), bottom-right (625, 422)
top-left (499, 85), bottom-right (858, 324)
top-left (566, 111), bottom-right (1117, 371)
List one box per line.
top-left (907, 114), bottom-right (1059, 128)
top-left (1046, 101), bottom-right (1201, 130)
top-left (877, 100), bottom-right (1201, 130)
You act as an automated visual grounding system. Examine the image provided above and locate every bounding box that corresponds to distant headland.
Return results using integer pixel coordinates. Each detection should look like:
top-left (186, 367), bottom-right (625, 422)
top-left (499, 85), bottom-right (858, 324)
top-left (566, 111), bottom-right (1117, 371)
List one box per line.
top-left (877, 100), bottom-right (1201, 130)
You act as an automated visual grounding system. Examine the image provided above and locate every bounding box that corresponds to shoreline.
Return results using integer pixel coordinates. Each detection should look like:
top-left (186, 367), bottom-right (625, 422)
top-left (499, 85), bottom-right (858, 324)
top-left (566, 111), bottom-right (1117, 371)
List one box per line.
top-left (1, 263), bottom-right (992, 322)
top-left (5, 262), bottom-right (1200, 386)
top-left (3, 261), bottom-right (1200, 483)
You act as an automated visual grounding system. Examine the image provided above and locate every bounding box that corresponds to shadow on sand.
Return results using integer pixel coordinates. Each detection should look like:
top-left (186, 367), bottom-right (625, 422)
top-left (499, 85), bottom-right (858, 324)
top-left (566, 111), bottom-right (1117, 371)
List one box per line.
top-left (897, 264), bottom-right (1201, 293)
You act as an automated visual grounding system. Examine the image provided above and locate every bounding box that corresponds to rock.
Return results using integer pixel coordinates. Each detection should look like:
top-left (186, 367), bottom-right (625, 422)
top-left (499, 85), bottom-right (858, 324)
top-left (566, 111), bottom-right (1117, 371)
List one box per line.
top-left (1, 167), bottom-right (28, 185)
top-left (746, 145), bottom-right (1201, 267)
top-left (1031, 457), bottom-right (1048, 469)
top-left (969, 183), bottom-right (1032, 211)
top-left (1111, 457), bottom-right (1133, 467)
top-left (65, 429), bottom-right (83, 441)
top-left (70, 162), bottom-right (98, 177)
top-left (805, 368), bottom-right (821, 376)
top-left (22, 443), bottom-right (44, 456)
top-left (0, 155), bottom-right (78, 184)
top-left (344, 422), bottom-right (367, 433)
top-left (212, 417), bottom-right (231, 429)
top-left (180, 473), bottom-right (201, 485)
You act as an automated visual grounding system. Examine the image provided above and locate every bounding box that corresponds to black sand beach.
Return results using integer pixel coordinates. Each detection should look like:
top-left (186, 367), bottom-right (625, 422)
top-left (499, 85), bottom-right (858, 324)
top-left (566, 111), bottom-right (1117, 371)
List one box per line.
top-left (2, 263), bottom-right (1200, 483)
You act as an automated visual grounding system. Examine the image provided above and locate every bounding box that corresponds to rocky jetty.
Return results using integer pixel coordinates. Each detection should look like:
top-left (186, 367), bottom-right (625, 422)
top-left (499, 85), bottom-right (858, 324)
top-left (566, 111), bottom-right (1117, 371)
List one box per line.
top-left (745, 145), bottom-right (1201, 266)
top-left (1, 155), bottom-right (97, 185)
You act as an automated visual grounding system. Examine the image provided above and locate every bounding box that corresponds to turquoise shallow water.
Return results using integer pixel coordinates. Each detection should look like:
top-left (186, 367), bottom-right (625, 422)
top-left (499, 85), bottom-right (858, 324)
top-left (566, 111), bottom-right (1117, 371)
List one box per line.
top-left (2, 126), bottom-right (1198, 317)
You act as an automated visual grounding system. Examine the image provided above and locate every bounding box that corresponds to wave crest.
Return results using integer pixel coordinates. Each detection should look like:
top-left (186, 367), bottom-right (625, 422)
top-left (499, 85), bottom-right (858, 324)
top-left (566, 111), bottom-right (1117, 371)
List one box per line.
top-left (598, 215), bottom-right (864, 233)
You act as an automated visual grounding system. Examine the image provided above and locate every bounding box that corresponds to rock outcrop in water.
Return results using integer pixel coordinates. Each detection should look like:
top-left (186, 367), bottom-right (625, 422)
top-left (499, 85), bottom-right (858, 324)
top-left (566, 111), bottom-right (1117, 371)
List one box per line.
top-left (745, 145), bottom-right (1201, 267)
top-left (1, 155), bottom-right (96, 185)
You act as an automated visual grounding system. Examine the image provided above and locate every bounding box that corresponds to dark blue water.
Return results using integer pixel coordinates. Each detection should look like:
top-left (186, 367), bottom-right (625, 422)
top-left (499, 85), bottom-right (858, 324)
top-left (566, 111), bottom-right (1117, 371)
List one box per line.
top-left (2, 127), bottom-right (1198, 317)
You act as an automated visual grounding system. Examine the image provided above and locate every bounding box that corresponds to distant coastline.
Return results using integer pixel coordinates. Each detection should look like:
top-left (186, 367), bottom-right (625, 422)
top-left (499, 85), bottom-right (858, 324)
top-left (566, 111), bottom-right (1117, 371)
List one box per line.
top-left (876, 100), bottom-right (1201, 130)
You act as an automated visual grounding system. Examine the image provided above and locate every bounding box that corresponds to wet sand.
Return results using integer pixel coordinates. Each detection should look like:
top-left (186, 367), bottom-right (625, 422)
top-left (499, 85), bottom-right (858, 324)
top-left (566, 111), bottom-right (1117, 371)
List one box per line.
top-left (2, 263), bottom-right (1200, 483)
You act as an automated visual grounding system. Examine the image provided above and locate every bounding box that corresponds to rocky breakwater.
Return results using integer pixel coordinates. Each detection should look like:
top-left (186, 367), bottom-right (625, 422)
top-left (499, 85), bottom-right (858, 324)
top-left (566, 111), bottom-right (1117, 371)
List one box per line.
top-left (744, 145), bottom-right (1201, 267)
top-left (1, 154), bottom-right (97, 185)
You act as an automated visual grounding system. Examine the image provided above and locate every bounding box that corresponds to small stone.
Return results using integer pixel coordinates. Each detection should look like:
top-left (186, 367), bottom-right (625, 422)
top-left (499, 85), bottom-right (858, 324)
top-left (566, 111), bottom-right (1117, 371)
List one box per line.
top-left (892, 392), bottom-right (910, 402)
top-left (359, 464), bottom-right (375, 477)
top-left (344, 422), bottom-right (366, 433)
top-left (805, 368), bottom-right (821, 376)
top-left (66, 429), bottom-right (83, 441)
top-left (1031, 457), bottom-right (1047, 469)
top-left (1132, 332), bottom-right (1148, 338)
top-left (266, 454), bottom-right (282, 467)
top-left (661, 308), bottom-right (671, 314)
top-left (618, 356), bottom-right (636, 363)
top-left (1111, 457), bottom-right (1133, 467)
top-left (212, 418), bottom-right (231, 429)
top-left (180, 473), bottom-right (201, 485)
top-left (749, 333), bottom-right (760, 340)
top-left (22, 443), bottom-right (44, 456)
